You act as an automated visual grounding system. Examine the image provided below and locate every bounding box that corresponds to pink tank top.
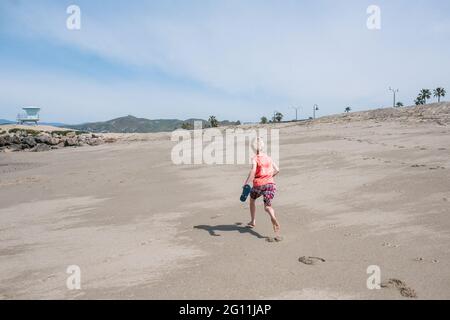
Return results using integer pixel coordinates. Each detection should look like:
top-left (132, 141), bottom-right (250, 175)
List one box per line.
top-left (253, 153), bottom-right (274, 187)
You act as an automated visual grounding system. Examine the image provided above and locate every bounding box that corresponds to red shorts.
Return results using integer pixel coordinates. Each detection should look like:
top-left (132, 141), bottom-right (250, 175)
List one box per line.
top-left (250, 183), bottom-right (276, 206)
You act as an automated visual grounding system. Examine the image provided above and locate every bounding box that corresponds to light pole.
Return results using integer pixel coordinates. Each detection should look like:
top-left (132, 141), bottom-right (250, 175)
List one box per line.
top-left (313, 104), bottom-right (319, 119)
top-left (389, 87), bottom-right (399, 108)
top-left (290, 106), bottom-right (300, 121)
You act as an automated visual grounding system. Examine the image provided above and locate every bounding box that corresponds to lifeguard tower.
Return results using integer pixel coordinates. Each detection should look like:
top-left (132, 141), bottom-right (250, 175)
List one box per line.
top-left (17, 107), bottom-right (40, 125)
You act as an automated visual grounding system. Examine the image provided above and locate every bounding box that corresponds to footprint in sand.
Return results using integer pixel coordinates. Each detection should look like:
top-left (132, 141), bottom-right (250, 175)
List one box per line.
top-left (382, 242), bottom-right (400, 248)
top-left (344, 232), bottom-right (362, 238)
top-left (381, 279), bottom-right (417, 298)
top-left (415, 257), bottom-right (439, 264)
top-left (266, 236), bottom-right (283, 243)
top-left (298, 256), bottom-right (326, 265)
top-left (429, 166), bottom-right (446, 170)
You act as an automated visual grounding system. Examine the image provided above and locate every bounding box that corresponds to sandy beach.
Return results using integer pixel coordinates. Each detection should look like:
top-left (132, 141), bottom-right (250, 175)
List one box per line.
top-left (1, 106), bottom-right (450, 300)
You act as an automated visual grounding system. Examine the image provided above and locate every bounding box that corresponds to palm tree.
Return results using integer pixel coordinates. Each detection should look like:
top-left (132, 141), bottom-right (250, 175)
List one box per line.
top-left (345, 107), bottom-right (351, 113)
top-left (396, 102), bottom-right (404, 107)
top-left (274, 112), bottom-right (283, 123)
top-left (419, 89), bottom-right (431, 104)
top-left (433, 87), bottom-right (446, 102)
top-left (415, 96), bottom-right (425, 105)
top-left (208, 116), bottom-right (219, 128)
top-left (260, 116), bottom-right (268, 124)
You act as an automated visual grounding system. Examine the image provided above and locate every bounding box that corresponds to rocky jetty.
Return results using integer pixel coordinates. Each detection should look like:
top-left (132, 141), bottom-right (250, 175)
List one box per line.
top-left (0, 128), bottom-right (116, 152)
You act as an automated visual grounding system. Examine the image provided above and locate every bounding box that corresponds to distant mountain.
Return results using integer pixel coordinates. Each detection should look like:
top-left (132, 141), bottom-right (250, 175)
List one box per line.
top-left (41, 122), bottom-right (69, 127)
top-left (66, 115), bottom-right (240, 133)
top-left (0, 119), bottom-right (14, 125)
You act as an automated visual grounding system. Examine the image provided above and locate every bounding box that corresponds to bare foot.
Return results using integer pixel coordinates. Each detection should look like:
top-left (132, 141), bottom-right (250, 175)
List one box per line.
top-left (246, 222), bottom-right (256, 229)
top-left (271, 218), bottom-right (280, 234)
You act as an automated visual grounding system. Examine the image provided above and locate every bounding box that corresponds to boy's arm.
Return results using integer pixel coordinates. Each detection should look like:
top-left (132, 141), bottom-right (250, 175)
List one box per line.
top-left (272, 162), bottom-right (280, 177)
top-left (244, 160), bottom-right (257, 186)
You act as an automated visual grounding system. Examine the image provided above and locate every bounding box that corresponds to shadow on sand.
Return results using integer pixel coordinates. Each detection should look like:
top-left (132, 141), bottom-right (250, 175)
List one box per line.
top-left (194, 223), bottom-right (267, 239)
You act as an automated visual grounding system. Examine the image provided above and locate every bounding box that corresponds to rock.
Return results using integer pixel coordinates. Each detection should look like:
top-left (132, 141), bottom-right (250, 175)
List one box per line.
top-left (22, 136), bottom-right (37, 147)
top-left (49, 137), bottom-right (60, 145)
top-left (32, 143), bottom-right (51, 152)
top-left (35, 134), bottom-right (52, 144)
top-left (0, 135), bottom-right (9, 147)
top-left (87, 138), bottom-right (103, 146)
top-left (66, 131), bottom-right (76, 138)
top-left (10, 135), bottom-right (21, 145)
top-left (64, 137), bottom-right (78, 147)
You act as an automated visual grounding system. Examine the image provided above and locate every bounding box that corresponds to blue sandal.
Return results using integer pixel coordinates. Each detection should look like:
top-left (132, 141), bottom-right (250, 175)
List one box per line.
top-left (240, 184), bottom-right (252, 202)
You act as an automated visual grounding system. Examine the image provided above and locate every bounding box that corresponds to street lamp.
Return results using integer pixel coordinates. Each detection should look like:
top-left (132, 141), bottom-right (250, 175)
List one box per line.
top-left (389, 87), bottom-right (399, 108)
top-left (290, 106), bottom-right (301, 121)
top-left (313, 104), bottom-right (319, 119)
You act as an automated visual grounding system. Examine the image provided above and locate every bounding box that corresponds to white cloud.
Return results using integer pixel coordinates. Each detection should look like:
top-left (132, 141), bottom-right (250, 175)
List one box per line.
top-left (1, 0), bottom-right (450, 122)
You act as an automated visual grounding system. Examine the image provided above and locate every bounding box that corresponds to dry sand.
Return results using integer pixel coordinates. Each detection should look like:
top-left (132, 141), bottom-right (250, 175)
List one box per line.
top-left (1, 105), bottom-right (450, 299)
top-left (0, 124), bottom-right (73, 133)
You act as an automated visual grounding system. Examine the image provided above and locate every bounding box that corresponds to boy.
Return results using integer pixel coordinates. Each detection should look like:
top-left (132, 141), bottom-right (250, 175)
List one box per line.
top-left (243, 138), bottom-right (280, 236)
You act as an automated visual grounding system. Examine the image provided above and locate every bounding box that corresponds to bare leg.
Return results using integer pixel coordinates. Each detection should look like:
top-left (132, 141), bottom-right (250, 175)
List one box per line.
top-left (248, 198), bottom-right (256, 227)
top-left (264, 205), bottom-right (280, 234)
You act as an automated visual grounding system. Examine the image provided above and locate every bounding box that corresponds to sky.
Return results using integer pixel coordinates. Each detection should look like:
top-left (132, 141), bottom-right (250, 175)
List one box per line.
top-left (0, 0), bottom-right (449, 124)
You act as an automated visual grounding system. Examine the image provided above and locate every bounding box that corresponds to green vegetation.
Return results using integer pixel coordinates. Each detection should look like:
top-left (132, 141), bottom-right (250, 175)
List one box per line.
top-left (434, 87), bottom-right (446, 102)
top-left (419, 89), bottom-right (432, 104)
top-left (208, 116), bottom-right (219, 128)
top-left (8, 128), bottom-right (40, 136)
top-left (181, 122), bottom-right (194, 130)
top-left (51, 130), bottom-right (74, 136)
top-left (273, 112), bottom-right (283, 123)
top-left (345, 107), bottom-right (352, 113)
top-left (260, 116), bottom-right (268, 124)
top-left (396, 102), bottom-right (404, 107)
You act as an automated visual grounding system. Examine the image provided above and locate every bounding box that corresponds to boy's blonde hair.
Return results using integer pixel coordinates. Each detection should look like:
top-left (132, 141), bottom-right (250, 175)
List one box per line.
top-left (252, 137), bottom-right (265, 154)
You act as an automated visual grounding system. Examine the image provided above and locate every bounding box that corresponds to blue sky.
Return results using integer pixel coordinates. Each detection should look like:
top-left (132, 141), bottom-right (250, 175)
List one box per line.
top-left (1, 0), bottom-right (449, 123)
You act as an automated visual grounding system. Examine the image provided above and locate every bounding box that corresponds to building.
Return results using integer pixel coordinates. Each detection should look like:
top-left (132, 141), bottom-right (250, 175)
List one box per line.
top-left (17, 107), bottom-right (40, 125)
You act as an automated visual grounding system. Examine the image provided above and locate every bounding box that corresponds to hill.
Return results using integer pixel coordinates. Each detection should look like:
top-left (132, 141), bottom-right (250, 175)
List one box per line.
top-left (66, 115), bottom-right (240, 133)
top-left (314, 102), bottom-right (450, 126)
